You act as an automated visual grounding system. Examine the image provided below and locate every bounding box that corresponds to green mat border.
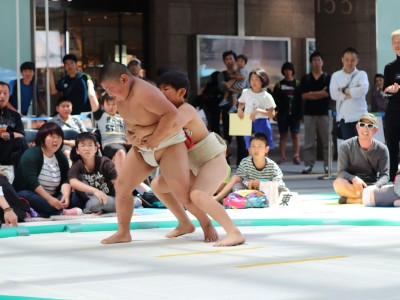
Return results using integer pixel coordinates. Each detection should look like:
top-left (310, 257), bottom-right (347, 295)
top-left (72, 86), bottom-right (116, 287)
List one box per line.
top-left (2, 218), bottom-right (400, 238)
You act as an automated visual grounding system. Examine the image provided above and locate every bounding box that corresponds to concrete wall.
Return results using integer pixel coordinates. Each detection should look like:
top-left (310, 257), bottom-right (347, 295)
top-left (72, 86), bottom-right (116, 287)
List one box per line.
top-left (315, 0), bottom-right (376, 106)
top-left (149, 0), bottom-right (315, 96)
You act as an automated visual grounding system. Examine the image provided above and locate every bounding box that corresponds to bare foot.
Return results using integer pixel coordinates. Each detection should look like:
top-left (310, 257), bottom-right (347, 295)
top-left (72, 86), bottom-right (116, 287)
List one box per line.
top-left (165, 223), bottom-right (196, 238)
top-left (213, 230), bottom-right (245, 247)
top-left (202, 222), bottom-right (219, 243)
top-left (101, 231), bottom-right (132, 244)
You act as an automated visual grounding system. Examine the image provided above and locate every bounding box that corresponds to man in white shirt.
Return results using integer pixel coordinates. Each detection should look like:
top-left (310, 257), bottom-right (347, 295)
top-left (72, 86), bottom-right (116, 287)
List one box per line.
top-left (330, 47), bottom-right (369, 140)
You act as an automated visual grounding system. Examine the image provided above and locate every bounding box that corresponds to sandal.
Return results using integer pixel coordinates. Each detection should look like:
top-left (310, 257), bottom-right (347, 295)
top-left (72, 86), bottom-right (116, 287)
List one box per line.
top-left (293, 155), bottom-right (301, 165)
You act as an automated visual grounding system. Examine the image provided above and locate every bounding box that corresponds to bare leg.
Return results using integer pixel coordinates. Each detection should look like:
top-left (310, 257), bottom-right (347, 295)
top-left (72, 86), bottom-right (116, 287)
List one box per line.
top-left (112, 149), bottom-right (126, 174)
top-left (279, 132), bottom-right (288, 161)
top-left (213, 175), bottom-right (242, 202)
top-left (101, 148), bottom-right (154, 244)
top-left (157, 143), bottom-right (218, 242)
top-left (190, 154), bottom-right (245, 247)
top-left (291, 132), bottom-right (300, 159)
top-left (333, 178), bottom-right (362, 199)
top-left (394, 199), bottom-right (400, 206)
top-left (151, 176), bottom-right (195, 238)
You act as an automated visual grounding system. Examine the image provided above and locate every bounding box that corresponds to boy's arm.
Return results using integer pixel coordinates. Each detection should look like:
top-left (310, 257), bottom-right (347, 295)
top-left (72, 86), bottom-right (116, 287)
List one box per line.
top-left (87, 79), bottom-right (100, 112)
top-left (69, 178), bottom-right (98, 194)
top-left (134, 103), bottom-right (196, 145)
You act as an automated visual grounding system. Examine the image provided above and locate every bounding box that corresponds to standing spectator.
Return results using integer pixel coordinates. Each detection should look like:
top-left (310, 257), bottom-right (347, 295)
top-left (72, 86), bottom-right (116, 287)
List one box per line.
top-left (127, 58), bottom-right (142, 78)
top-left (237, 68), bottom-right (276, 150)
top-left (273, 62), bottom-right (302, 165)
top-left (8, 62), bottom-right (46, 116)
top-left (13, 122), bottom-right (84, 217)
top-left (371, 73), bottom-right (388, 113)
top-left (202, 71), bottom-right (224, 135)
top-left (0, 81), bottom-right (29, 170)
top-left (218, 50), bottom-right (247, 166)
top-left (333, 113), bottom-right (389, 204)
top-left (383, 29), bottom-right (400, 181)
top-left (50, 54), bottom-right (91, 115)
top-left (221, 54), bottom-right (249, 113)
top-left (300, 51), bottom-right (331, 174)
top-left (330, 47), bottom-right (369, 140)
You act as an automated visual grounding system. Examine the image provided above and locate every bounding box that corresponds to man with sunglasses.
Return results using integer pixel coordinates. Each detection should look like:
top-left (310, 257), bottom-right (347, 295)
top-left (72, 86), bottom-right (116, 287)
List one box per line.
top-left (333, 113), bottom-right (389, 204)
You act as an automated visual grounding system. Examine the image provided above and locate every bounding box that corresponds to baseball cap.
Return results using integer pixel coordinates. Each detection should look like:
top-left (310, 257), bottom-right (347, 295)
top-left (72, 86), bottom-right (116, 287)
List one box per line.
top-left (359, 113), bottom-right (378, 126)
top-left (129, 58), bottom-right (141, 65)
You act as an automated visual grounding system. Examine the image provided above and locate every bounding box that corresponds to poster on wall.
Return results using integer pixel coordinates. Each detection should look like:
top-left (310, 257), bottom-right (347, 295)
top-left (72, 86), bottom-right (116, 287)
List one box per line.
top-left (196, 35), bottom-right (291, 92)
top-left (305, 38), bottom-right (316, 73)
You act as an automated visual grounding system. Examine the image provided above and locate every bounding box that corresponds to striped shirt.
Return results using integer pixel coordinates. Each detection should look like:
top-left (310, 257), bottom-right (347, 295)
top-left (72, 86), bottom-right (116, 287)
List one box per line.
top-left (236, 156), bottom-right (285, 188)
top-left (38, 154), bottom-right (61, 195)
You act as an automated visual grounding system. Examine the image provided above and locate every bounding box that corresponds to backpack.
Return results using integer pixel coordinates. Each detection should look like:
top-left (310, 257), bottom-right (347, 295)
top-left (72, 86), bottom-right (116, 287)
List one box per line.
top-left (223, 190), bottom-right (268, 209)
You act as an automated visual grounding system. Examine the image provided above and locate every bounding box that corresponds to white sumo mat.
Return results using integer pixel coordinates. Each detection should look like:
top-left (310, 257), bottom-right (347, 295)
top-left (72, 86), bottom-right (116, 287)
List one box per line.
top-left (1, 225), bottom-right (400, 300)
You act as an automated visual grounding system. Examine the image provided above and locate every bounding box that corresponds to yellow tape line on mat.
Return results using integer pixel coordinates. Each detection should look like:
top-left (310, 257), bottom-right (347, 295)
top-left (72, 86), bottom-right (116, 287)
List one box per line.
top-left (157, 246), bottom-right (264, 258)
top-left (235, 255), bottom-right (347, 268)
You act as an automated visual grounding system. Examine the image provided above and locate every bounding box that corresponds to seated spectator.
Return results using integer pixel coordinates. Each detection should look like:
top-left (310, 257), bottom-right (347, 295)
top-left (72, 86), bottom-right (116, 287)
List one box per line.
top-left (31, 114), bottom-right (48, 129)
top-left (13, 122), bottom-right (84, 217)
top-left (87, 79), bottom-right (131, 173)
top-left (333, 113), bottom-right (389, 204)
top-left (213, 132), bottom-right (287, 202)
top-left (0, 81), bottom-right (29, 170)
top-left (50, 96), bottom-right (87, 161)
top-left (361, 178), bottom-right (400, 207)
top-left (0, 174), bottom-right (30, 227)
top-left (69, 132), bottom-right (121, 214)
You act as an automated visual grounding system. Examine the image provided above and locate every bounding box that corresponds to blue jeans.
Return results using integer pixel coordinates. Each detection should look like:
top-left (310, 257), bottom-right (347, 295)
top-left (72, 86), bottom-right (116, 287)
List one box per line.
top-left (18, 190), bottom-right (85, 218)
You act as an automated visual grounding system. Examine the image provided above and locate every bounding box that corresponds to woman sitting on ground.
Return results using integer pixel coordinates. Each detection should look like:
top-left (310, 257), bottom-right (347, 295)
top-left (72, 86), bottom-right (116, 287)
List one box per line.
top-left (13, 122), bottom-right (84, 217)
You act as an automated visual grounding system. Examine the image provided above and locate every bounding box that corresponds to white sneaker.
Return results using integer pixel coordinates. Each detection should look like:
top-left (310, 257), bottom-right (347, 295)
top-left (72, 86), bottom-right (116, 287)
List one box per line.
top-left (62, 207), bottom-right (83, 216)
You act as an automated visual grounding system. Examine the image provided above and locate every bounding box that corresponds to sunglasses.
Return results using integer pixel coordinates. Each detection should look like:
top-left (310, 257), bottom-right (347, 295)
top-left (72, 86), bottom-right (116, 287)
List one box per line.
top-left (358, 122), bottom-right (376, 129)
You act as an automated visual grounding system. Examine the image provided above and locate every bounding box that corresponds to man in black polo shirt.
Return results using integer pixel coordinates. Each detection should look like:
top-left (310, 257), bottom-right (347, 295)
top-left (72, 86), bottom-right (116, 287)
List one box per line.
top-left (300, 51), bottom-right (331, 174)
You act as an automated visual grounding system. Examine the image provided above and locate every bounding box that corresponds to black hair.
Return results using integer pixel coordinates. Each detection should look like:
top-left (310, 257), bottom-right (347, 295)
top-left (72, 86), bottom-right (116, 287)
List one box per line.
top-left (249, 68), bottom-right (269, 88)
top-left (249, 132), bottom-right (268, 146)
top-left (99, 61), bottom-right (131, 84)
top-left (63, 54), bottom-right (78, 64)
top-left (281, 62), bottom-right (295, 76)
top-left (222, 50), bottom-right (237, 61)
top-left (20, 62), bottom-right (35, 72)
top-left (101, 92), bottom-right (115, 105)
top-left (75, 132), bottom-right (98, 147)
top-left (0, 81), bottom-right (10, 92)
top-left (341, 47), bottom-right (358, 57)
top-left (374, 73), bottom-right (384, 80)
top-left (156, 71), bottom-right (190, 99)
top-left (237, 54), bottom-right (248, 64)
top-left (56, 96), bottom-right (71, 106)
top-left (309, 51), bottom-right (323, 63)
top-left (35, 122), bottom-right (64, 148)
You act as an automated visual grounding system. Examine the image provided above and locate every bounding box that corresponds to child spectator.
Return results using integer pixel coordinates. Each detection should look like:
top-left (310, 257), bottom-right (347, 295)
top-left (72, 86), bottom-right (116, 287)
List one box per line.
top-left (221, 54), bottom-right (249, 113)
top-left (237, 68), bottom-right (276, 150)
top-left (68, 132), bottom-right (140, 214)
top-left (50, 96), bottom-right (87, 160)
top-left (213, 132), bottom-right (287, 202)
top-left (273, 62), bottom-right (303, 165)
